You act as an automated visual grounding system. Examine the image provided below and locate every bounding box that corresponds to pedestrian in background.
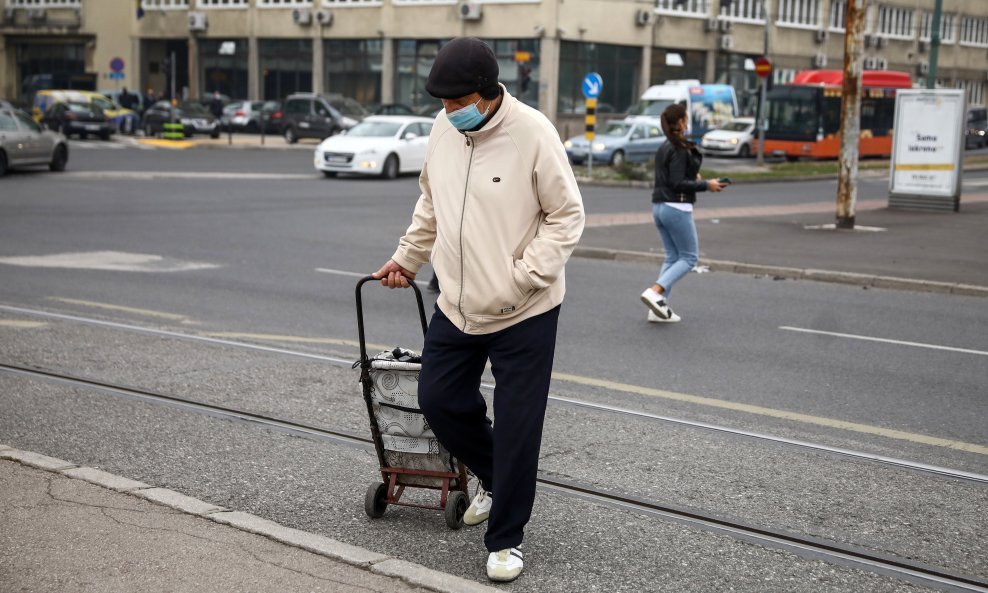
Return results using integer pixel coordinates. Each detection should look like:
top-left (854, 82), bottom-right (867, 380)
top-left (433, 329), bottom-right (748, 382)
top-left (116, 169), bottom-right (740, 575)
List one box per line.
top-left (143, 88), bottom-right (157, 113)
top-left (372, 37), bottom-right (584, 583)
top-left (640, 103), bottom-right (725, 323)
top-left (208, 91), bottom-right (224, 119)
top-left (119, 87), bottom-right (137, 110)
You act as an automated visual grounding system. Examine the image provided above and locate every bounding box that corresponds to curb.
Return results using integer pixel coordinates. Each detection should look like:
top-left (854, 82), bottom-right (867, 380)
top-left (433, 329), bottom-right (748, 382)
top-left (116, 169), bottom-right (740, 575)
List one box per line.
top-left (0, 446), bottom-right (500, 593)
top-left (572, 246), bottom-right (988, 298)
top-left (573, 163), bottom-right (988, 188)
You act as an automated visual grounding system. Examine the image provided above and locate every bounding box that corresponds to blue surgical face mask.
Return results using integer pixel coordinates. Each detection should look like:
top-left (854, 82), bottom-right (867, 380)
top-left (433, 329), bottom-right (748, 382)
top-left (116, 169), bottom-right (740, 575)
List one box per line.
top-left (446, 98), bottom-right (489, 131)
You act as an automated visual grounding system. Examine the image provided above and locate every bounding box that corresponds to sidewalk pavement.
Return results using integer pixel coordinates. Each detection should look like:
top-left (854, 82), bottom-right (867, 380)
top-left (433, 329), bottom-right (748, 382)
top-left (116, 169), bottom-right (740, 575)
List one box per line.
top-left (577, 189), bottom-right (988, 297)
top-left (0, 447), bottom-right (497, 593)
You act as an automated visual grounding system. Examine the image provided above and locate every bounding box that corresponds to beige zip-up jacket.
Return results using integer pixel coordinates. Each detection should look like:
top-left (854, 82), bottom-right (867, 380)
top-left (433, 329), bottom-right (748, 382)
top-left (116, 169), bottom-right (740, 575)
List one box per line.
top-left (391, 85), bottom-right (585, 335)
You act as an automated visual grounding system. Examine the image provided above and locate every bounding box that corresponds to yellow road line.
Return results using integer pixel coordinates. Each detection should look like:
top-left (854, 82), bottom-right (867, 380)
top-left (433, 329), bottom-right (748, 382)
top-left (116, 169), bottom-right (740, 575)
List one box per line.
top-left (551, 371), bottom-right (988, 456)
top-left (136, 139), bottom-right (197, 149)
top-left (48, 298), bottom-right (191, 322)
top-left (204, 332), bottom-right (391, 353)
top-left (0, 320), bottom-right (47, 329)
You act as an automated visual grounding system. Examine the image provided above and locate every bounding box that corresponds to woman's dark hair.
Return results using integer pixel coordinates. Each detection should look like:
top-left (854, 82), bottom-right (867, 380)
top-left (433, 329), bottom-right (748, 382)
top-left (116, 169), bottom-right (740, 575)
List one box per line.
top-left (661, 103), bottom-right (690, 150)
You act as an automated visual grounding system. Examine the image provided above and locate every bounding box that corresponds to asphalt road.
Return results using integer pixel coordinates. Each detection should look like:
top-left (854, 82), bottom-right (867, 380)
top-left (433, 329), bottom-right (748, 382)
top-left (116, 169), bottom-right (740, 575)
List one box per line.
top-left (1, 144), bottom-right (986, 592)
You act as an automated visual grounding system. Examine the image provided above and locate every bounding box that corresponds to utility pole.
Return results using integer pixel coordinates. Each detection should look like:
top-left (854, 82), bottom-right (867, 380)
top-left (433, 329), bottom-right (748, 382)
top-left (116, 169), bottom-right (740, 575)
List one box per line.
top-left (926, 0), bottom-right (943, 89)
top-left (755, 0), bottom-right (769, 166)
top-left (835, 0), bottom-right (865, 230)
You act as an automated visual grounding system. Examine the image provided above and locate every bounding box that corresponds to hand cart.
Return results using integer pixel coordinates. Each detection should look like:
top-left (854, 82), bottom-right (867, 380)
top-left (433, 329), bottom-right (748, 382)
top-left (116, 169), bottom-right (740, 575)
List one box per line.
top-left (354, 276), bottom-right (470, 529)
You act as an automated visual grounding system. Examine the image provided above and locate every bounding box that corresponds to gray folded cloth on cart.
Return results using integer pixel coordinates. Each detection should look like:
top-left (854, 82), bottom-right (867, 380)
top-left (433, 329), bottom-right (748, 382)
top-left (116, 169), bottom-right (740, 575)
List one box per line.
top-left (360, 347), bottom-right (456, 484)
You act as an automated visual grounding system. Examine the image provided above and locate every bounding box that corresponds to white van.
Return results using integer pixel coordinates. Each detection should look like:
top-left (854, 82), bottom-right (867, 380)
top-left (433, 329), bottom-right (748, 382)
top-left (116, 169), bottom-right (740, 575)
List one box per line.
top-left (631, 81), bottom-right (738, 143)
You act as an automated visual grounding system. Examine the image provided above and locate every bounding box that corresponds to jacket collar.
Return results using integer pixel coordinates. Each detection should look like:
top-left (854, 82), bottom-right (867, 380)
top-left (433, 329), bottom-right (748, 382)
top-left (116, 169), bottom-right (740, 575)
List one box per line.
top-left (460, 83), bottom-right (513, 141)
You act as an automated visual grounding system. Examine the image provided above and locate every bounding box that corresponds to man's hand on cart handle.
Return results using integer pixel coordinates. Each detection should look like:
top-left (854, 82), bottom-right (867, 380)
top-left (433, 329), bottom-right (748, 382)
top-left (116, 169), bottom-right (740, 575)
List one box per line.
top-left (373, 260), bottom-right (417, 289)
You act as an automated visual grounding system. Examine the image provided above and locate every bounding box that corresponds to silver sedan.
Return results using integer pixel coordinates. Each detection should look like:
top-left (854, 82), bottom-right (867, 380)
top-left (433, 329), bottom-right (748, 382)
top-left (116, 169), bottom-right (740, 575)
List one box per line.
top-left (0, 107), bottom-right (69, 177)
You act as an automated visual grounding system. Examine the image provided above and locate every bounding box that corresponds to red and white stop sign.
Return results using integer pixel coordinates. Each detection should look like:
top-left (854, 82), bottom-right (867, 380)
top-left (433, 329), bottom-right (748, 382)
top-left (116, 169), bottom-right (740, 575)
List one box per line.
top-left (755, 57), bottom-right (772, 79)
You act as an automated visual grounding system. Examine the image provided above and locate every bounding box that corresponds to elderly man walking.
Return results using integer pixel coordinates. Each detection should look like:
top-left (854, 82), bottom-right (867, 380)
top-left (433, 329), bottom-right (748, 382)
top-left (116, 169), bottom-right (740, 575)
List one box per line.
top-left (373, 37), bottom-right (584, 582)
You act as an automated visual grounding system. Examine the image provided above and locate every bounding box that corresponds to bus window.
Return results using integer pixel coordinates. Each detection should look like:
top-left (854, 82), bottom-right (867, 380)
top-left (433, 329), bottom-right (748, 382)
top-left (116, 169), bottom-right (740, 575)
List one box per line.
top-left (822, 97), bottom-right (841, 136)
top-left (766, 86), bottom-right (820, 141)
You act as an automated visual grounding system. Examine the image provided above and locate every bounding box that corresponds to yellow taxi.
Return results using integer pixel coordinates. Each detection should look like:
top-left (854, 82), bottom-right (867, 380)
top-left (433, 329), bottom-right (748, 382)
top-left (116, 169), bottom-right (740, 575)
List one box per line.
top-left (33, 90), bottom-right (140, 134)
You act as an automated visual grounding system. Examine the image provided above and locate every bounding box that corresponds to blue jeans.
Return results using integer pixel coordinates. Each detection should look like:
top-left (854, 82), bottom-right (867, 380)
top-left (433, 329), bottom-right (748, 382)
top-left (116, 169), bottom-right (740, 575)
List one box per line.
top-left (652, 202), bottom-right (698, 297)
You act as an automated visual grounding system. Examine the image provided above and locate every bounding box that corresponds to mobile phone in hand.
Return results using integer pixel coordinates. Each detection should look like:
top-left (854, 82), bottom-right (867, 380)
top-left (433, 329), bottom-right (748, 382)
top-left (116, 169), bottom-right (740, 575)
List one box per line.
top-left (717, 177), bottom-right (732, 185)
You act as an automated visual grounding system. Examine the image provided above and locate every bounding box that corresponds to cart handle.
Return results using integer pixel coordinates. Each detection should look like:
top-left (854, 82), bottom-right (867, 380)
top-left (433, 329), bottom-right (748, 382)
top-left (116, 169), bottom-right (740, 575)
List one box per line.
top-left (355, 275), bottom-right (428, 364)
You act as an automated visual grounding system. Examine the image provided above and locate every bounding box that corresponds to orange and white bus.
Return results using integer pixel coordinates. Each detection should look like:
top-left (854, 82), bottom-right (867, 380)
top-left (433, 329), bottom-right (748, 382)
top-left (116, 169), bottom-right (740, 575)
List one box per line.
top-left (763, 70), bottom-right (913, 160)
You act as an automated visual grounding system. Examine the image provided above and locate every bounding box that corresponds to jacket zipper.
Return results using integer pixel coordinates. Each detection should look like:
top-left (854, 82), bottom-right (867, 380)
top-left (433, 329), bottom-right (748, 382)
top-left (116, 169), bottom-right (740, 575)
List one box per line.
top-left (457, 137), bottom-right (475, 331)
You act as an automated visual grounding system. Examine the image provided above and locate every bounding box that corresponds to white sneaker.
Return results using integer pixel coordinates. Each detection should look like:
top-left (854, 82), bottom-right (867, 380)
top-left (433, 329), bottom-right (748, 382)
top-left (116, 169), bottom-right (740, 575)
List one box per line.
top-left (463, 486), bottom-right (492, 526)
top-left (648, 309), bottom-right (681, 323)
top-left (640, 288), bottom-right (671, 320)
top-left (487, 547), bottom-right (524, 582)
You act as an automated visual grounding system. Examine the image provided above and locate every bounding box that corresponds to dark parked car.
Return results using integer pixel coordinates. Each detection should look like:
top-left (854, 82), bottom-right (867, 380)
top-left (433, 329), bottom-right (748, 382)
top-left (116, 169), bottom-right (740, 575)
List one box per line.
top-left (280, 92), bottom-right (367, 144)
top-left (142, 100), bottom-right (221, 138)
top-left (260, 100), bottom-right (283, 134)
top-left (40, 101), bottom-right (113, 140)
top-left (966, 105), bottom-right (987, 149)
top-left (0, 106), bottom-right (69, 176)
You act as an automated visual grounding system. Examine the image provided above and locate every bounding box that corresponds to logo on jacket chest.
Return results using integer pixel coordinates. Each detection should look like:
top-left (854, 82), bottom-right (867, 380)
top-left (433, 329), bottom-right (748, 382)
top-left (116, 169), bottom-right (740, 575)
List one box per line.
top-left (493, 177), bottom-right (501, 183)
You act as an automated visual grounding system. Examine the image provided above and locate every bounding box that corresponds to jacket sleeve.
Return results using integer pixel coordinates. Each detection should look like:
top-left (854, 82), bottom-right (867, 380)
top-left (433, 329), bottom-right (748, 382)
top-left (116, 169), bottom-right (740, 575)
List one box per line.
top-left (513, 125), bottom-right (586, 292)
top-left (668, 149), bottom-right (709, 194)
top-left (390, 163), bottom-right (436, 274)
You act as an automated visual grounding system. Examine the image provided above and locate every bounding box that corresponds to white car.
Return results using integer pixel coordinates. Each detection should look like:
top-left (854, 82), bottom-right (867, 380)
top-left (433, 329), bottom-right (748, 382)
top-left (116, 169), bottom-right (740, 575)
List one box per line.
top-left (699, 117), bottom-right (756, 158)
top-left (314, 115), bottom-right (434, 179)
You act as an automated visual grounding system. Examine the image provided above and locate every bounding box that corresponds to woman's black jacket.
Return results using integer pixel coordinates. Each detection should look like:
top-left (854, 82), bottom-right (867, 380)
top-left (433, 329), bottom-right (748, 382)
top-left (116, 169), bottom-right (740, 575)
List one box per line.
top-left (652, 141), bottom-right (709, 204)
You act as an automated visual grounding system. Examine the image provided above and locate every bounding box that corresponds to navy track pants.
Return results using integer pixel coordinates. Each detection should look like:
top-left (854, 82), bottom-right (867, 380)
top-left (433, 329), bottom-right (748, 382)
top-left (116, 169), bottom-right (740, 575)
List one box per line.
top-left (417, 305), bottom-right (560, 552)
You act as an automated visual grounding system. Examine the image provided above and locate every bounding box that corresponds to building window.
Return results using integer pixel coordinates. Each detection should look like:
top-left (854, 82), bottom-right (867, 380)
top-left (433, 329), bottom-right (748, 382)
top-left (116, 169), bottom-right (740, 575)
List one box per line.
top-left (197, 0), bottom-right (248, 8)
top-left (955, 80), bottom-right (984, 106)
top-left (558, 41), bottom-right (640, 116)
top-left (960, 16), bottom-right (988, 48)
top-left (17, 43), bottom-right (89, 100)
top-left (874, 5), bottom-right (914, 40)
top-left (828, 0), bottom-right (845, 32)
top-left (325, 39), bottom-right (383, 105)
top-left (919, 12), bottom-right (955, 44)
top-left (719, 0), bottom-right (765, 24)
top-left (321, 0), bottom-right (382, 6)
top-left (392, 0), bottom-right (456, 4)
top-left (141, 0), bottom-right (188, 8)
top-left (8, 0), bottom-right (80, 6)
top-left (200, 39), bottom-right (248, 100)
top-left (777, 0), bottom-right (819, 29)
top-left (654, 0), bottom-right (709, 18)
top-left (258, 0), bottom-right (312, 6)
top-left (260, 39), bottom-right (313, 100)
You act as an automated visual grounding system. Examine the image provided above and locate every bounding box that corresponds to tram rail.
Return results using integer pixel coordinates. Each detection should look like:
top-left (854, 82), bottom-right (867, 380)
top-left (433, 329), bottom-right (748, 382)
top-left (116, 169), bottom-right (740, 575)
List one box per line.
top-left (2, 361), bottom-right (987, 593)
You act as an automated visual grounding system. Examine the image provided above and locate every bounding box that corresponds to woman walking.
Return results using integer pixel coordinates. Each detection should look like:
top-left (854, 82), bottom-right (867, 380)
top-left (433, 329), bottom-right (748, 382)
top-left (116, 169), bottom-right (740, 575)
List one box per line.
top-left (640, 103), bottom-right (725, 323)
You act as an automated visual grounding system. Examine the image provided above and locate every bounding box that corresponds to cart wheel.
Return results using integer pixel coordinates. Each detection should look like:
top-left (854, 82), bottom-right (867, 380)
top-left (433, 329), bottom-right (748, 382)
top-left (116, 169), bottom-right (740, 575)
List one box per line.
top-left (444, 490), bottom-right (468, 529)
top-left (365, 482), bottom-right (388, 519)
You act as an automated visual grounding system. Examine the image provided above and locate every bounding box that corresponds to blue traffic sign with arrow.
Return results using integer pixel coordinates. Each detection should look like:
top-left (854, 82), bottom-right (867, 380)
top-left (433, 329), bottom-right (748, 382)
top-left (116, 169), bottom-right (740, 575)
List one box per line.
top-left (582, 72), bottom-right (603, 99)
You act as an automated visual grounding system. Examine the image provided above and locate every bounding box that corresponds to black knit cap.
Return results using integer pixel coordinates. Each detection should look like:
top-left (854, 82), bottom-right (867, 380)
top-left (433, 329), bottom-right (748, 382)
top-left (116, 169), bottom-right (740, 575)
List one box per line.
top-left (426, 37), bottom-right (500, 100)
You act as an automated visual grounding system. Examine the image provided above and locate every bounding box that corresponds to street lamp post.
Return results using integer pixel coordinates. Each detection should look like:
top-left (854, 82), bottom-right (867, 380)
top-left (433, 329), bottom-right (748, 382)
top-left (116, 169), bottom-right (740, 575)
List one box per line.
top-left (755, 0), bottom-right (769, 166)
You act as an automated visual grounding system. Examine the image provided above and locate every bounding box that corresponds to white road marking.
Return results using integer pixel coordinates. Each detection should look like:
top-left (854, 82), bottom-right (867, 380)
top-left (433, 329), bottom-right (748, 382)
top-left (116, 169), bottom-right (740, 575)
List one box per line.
top-left (61, 171), bottom-right (313, 181)
top-left (0, 251), bottom-right (219, 273)
top-left (780, 326), bottom-right (988, 357)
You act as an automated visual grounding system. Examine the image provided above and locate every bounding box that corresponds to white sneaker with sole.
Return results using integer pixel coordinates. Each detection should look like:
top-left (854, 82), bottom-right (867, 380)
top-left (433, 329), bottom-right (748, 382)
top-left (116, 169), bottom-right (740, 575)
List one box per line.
top-left (648, 309), bottom-right (681, 323)
top-left (640, 288), bottom-right (671, 320)
top-left (463, 486), bottom-right (492, 526)
top-left (487, 548), bottom-right (524, 582)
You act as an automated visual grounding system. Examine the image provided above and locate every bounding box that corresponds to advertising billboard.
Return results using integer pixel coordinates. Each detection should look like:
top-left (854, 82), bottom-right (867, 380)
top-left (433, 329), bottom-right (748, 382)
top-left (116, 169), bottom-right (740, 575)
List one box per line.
top-left (889, 89), bottom-right (966, 211)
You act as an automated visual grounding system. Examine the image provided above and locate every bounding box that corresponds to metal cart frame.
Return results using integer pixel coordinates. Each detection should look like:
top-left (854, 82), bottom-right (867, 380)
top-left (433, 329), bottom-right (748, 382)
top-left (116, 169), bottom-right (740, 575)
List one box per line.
top-left (355, 275), bottom-right (470, 528)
